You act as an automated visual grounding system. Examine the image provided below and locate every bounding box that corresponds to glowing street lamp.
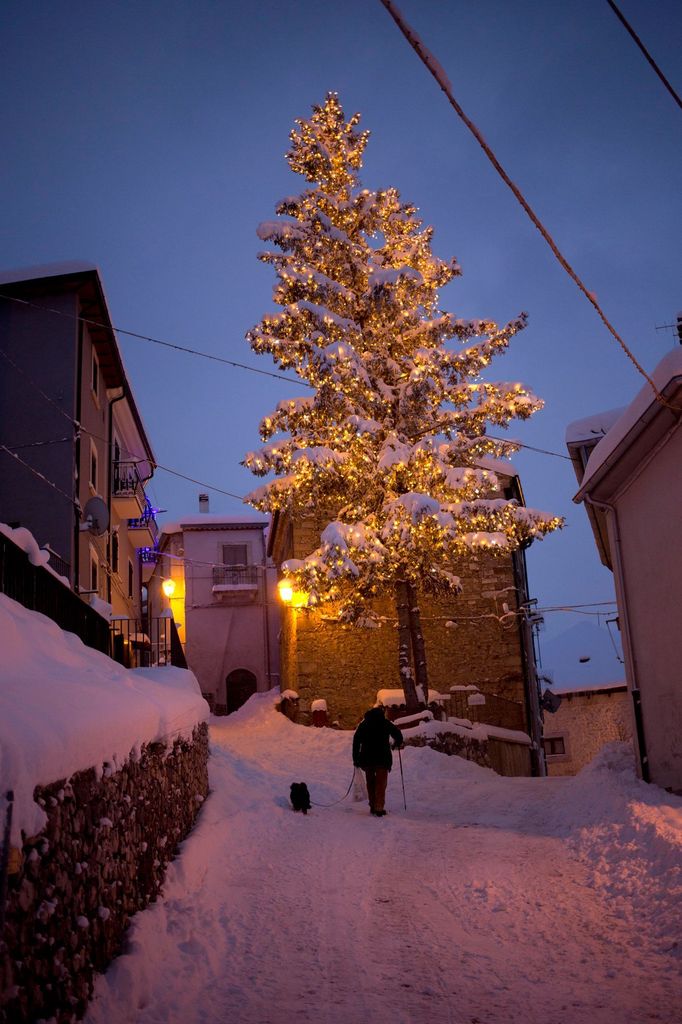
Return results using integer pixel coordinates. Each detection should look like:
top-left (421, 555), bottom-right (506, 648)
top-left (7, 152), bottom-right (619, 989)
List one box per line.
top-left (278, 579), bottom-right (308, 607)
top-left (162, 578), bottom-right (176, 598)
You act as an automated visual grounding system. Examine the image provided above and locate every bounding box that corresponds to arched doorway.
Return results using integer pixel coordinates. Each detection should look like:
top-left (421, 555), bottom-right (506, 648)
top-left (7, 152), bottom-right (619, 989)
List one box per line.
top-left (225, 669), bottom-right (258, 714)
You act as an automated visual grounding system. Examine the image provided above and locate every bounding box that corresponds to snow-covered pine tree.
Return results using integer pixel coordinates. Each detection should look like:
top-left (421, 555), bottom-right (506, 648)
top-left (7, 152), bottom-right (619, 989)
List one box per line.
top-left (244, 93), bottom-right (561, 709)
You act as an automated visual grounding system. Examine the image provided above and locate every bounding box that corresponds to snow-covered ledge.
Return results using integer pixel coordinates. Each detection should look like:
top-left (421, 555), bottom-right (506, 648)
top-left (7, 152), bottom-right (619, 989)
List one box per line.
top-left (0, 595), bottom-right (210, 1023)
top-left (401, 716), bottom-right (532, 777)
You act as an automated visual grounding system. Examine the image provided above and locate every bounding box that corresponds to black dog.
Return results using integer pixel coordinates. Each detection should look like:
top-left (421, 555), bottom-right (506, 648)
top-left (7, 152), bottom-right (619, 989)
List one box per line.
top-left (290, 782), bottom-right (311, 814)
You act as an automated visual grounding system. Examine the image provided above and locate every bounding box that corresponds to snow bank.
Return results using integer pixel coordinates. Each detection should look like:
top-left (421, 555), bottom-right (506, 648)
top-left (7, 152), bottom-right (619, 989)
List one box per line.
top-left (0, 594), bottom-right (209, 844)
top-left (0, 522), bottom-right (70, 586)
top-left (551, 743), bottom-right (682, 953)
top-left (82, 697), bottom-right (682, 1024)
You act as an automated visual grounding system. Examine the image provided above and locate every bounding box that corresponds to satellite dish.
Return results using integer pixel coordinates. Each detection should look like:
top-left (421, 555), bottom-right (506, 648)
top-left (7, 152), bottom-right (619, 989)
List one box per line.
top-left (80, 496), bottom-right (109, 536)
top-left (541, 689), bottom-right (562, 714)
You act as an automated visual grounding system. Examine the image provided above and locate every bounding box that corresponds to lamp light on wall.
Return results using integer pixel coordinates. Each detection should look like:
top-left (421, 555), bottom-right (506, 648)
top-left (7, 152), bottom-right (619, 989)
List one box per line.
top-left (277, 579), bottom-right (308, 607)
top-left (162, 578), bottom-right (176, 598)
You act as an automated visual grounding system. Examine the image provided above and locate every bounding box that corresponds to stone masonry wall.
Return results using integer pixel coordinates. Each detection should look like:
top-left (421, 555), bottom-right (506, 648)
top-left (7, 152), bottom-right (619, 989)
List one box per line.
top-left (404, 727), bottom-right (531, 777)
top-left (0, 724), bottom-right (209, 1024)
top-left (544, 688), bottom-right (633, 777)
top-left (276, 510), bottom-right (527, 729)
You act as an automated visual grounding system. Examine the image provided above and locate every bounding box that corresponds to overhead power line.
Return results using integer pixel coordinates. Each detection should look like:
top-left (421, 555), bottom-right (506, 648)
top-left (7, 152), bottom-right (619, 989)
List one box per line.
top-left (378, 0), bottom-right (672, 408)
top-left (0, 344), bottom-right (246, 504)
top-left (0, 292), bottom-right (303, 388)
top-left (606, 0), bottom-right (682, 111)
top-left (0, 444), bottom-right (77, 506)
top-left (0, 301), bottom-right (573, 463)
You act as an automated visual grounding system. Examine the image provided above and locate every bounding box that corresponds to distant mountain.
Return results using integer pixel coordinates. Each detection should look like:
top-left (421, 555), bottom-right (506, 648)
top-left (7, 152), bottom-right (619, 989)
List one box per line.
top-left (537, 619), bottom-right (625, 691)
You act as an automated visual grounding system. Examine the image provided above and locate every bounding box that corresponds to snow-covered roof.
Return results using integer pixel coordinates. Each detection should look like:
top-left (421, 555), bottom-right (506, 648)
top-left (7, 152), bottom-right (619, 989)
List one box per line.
top-left (474, 455), bottom-right (519, 478)
top-left (0, 260), bottom-right (99, 286)
top-left (551, 679), bottom-right (627, 696)
top-left (161, 514), bottom-right (269, 534)
top-left (576, 348), bottom-right (682, 499)
top-left (565, 407), bottom-right (625, 446)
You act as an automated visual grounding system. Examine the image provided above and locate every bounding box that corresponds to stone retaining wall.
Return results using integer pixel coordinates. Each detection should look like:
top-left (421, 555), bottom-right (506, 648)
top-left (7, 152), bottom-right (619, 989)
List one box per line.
top-left (0, 723), bottom-right (209, 1024)
top-left (404, 727), bottom-right (532, 777)
top-left (404, 729), bottom-right (494, 770)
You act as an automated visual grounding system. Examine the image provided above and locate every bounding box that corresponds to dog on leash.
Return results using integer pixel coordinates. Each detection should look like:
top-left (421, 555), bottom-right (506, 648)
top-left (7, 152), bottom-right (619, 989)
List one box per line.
top-left (290, 781), bottom-right (311, 814)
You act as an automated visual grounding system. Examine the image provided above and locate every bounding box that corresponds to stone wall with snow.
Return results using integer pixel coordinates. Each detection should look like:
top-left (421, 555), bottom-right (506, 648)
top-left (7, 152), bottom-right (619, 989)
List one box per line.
top-left (273, 512), bottom-right (529, 729)
top-left (543, 685), bottom-right (632, 777)
top-left (401, 718), bottom-right (532, 777)
top-left (0, 725), bottom-right (209, 1024)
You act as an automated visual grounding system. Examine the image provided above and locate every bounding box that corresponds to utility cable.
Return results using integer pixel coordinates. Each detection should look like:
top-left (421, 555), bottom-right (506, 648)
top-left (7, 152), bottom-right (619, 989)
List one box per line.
top-left (0, 299), bottom-right (594, 464)
top-left (0, 344), bottom-right (245, 503)
top-left (0, 444), bottom-right (78, 507)
top-left (0, 292), bottom-right (304, 388)
top-left (378, 0), bottom-right (671, 407)
top-left (606, 0), bottom-right (682, 111)
top-left (1, 436), bottom-right (72, 451)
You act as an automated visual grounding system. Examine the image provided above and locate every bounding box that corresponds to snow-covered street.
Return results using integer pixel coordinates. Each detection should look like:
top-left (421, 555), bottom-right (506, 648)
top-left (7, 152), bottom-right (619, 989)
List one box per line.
top-left (84, 694), bottom-right (682, 1024)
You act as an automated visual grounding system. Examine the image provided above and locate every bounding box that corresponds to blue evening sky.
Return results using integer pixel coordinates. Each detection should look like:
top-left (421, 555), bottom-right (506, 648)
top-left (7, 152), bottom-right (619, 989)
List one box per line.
top-left (2, 1), bottom-right (681, 676)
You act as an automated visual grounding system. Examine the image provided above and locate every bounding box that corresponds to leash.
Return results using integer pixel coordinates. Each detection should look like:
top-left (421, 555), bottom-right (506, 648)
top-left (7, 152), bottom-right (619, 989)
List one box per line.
top-left (398, 749), bottom-right (407, 810)
top-left (310, 768), bottom-right (357, 808)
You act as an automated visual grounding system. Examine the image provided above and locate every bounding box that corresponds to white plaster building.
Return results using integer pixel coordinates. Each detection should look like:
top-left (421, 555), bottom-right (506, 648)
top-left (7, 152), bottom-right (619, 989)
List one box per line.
top-left (567, 347), bottom-right (682, 792)
top-left (152, 505), bottom-right (280, 713)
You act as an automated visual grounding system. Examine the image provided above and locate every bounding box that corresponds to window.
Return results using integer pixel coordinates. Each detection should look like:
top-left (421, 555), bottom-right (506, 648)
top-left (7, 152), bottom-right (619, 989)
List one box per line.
top-left (543, 735), bottom-right (567, 758)
top-left (111, 529), bottom-right (119, 574)
top-left (91, 348), bottom-right (99, 401)
top-left (128, 559), bottom-right (134, 599)
top-left (222, 543), bottom-right (248, 566)
top-left (90, 548), bottom-right (99, 595)
top-left (89, 440), bottom-right (98, 493)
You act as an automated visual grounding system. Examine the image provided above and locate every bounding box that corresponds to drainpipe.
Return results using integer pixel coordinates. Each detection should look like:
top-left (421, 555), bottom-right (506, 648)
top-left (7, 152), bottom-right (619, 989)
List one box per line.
top-left (583, 494), bottom-right (649, 782)
top-left (106, 388), bottom-right (126, 605)
top-left (262, 527), bottom-right (273, 690)
top-left (73, 319), bottom-right (84, 593)
top-left (512, 546), bottom-right (546, 777)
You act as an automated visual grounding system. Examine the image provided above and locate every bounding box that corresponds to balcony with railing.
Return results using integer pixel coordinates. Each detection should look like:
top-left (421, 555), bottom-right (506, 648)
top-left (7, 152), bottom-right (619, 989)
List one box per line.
top-left (112, 460), bottom-right (146, 518)
top-left (127, 497), bottom-right (159, 548)
top-left (212, 564), bottom-right (260, 602)
top-left (110, 616), bottom-right (187, 669)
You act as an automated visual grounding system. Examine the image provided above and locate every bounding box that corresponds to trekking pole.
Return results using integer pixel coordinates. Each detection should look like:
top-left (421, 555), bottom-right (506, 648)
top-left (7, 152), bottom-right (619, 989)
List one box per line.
top-left (398, 749), bottom-right (407, 811)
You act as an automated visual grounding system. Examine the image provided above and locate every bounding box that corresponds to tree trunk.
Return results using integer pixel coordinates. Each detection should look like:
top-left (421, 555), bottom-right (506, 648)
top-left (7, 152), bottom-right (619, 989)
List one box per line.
top-left (407, 582), bottom-right (429, 706)
top-left (396, 580), bottom-right (419, 710)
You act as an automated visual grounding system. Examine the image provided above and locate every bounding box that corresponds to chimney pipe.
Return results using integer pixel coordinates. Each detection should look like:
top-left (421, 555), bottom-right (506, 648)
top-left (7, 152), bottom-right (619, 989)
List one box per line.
top-left (199, 493), bottom-right (209, 514)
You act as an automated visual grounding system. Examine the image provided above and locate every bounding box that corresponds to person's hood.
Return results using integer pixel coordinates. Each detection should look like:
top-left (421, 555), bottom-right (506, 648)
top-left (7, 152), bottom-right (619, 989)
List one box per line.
top-left (364, 706), bottom-right (386, 722)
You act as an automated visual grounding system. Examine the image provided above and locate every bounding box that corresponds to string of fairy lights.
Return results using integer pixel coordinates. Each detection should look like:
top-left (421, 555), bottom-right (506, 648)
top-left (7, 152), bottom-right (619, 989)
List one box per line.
top-left (0, 76), bottom-right (628, 629)
top-left (0, 330), bottom-right (613, 624)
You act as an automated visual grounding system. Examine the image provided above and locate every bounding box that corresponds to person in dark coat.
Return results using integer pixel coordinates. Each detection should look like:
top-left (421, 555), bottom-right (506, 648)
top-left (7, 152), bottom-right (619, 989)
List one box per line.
top-left (352, 705), bottom-right (404, 816)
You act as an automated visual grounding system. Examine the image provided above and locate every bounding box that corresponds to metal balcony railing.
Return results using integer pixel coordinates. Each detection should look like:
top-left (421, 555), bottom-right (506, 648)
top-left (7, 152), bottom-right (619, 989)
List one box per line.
top-left (109, 616), bottom-right (187, 669)
top-left (112, 460), bottom-right (144, 501)
top-left (212, 565), bottom-right (259, 587)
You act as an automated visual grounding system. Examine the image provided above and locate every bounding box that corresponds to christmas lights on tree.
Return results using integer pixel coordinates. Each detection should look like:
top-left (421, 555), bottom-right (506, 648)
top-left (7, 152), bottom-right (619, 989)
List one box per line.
top-left (244, 93), bottom-right (562, 708)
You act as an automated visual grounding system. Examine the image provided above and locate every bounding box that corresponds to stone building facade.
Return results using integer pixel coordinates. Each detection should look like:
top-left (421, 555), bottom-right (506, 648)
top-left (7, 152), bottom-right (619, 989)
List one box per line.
top-left (269, 502), bottom-right (538, 736)
top-left (543, 682), bottom-right (632, 777)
